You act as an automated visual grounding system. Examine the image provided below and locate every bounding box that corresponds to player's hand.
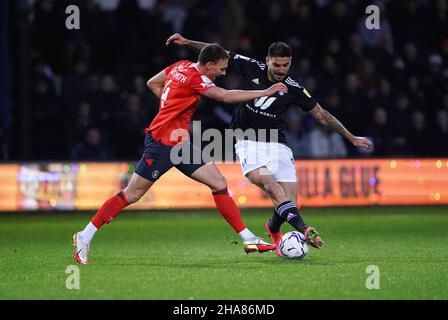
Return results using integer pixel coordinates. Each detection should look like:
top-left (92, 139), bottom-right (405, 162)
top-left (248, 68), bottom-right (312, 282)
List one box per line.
top-left (265, 83), bottom-right (288, 96)
top-left (166, 33), bottom-right (188, 46)
top-left (351, 136), bottom-right (373, 149)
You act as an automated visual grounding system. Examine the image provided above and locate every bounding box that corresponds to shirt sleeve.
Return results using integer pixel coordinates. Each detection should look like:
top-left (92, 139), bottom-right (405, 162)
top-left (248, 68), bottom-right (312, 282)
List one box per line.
top-left (190, 73), bottom-right (216, 95)
top-left (292, 85), bottom-right (317, 112)
top-left (164, 61), bottom-right (180, 75)
top-left (228, 52), bottom-right (265, 78)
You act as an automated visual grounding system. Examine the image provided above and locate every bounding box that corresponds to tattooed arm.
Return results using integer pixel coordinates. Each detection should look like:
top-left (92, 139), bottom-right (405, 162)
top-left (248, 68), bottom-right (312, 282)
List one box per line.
top-left (308, 103), bottom-right (373, 149)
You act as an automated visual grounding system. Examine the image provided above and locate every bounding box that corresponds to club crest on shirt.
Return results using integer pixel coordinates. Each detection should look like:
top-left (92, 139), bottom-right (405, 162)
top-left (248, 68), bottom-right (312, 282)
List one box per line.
top-left (152, 170), bottom-right (160, 179)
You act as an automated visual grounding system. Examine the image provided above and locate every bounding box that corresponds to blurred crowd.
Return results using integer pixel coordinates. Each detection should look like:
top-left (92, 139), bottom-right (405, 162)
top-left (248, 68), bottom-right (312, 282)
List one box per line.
top-left (8, 0), bottom-right (448, 160)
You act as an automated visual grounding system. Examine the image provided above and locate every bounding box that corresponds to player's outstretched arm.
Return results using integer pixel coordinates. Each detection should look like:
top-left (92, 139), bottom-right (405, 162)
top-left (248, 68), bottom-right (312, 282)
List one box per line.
top-left (308, 103), bottom-right (373, 149)
top-left (146, 70), bottom-right (167, 98)
top-left (166, 33), bottom-right (230, 54)
top-left (204, 83), bottom-right (288, 104)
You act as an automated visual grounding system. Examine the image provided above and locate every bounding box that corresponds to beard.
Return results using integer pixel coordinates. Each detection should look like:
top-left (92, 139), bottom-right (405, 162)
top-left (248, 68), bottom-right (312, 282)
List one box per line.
top-left (274, 73), bottom-right (286, 81)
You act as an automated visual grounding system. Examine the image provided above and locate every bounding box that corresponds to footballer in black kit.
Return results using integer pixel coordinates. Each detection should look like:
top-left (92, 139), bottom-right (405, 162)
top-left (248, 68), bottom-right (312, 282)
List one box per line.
top-left (228, 51), bottom-right (317, 145)
top-left (167, 33), bottom-right (373, 256)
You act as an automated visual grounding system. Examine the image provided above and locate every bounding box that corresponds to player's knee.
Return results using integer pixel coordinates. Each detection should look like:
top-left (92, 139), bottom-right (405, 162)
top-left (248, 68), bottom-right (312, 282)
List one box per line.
top-left (211, 175), bottom-right (227, 192)
top-left (262, 181), bottom-right (282, 201)
top-left (262, 181), bottom-right (275, 195)
top-left (123, 189), bottom-right (144, 204)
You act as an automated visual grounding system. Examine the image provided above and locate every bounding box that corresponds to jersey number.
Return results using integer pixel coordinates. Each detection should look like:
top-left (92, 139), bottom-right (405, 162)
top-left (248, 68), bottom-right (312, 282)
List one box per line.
top-left (254, 96), bottom-right (277, 110)
top-left (160, 79), bottom-right (172, 108)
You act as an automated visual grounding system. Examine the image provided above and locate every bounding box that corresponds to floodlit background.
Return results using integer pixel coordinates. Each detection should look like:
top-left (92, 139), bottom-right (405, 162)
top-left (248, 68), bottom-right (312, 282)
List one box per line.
top-left (1, 0), bottom-right (448, 161)
top-left (0, 0), bottom-right (447, 300)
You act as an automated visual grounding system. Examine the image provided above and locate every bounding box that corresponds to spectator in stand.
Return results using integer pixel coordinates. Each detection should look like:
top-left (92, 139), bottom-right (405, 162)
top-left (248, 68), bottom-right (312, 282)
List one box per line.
top-left (367, 107), bottom-right (393, 156)
top-left (284, 108), bottom-right (308, 159)
top-left (63, 61), bottom-right (91, 114)
top-left (71, 127), bottom-right (110, 160)
top-left (407, 110), bottom-right (434, 156)
top-left (389, 92), bottom-right (412, 155)
top-left (434, 109), bottom-right (448, 156)
top-left (73, 101), bottom-right (98, 143)
top-left (6, 0), bottom-right (448, 160)
top-left (88, 74), bottom-right (120, 130)
top-left (113, 94), bottom-right (148, 158)
top-left (340, 73), bottom-right (365, 133)
top-left (304, 119), bottom-right (348, 159)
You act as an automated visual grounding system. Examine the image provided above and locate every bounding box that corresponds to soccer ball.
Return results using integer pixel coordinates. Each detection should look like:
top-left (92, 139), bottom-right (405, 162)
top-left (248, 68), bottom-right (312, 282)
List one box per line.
top-left (279, 231), bottom-right (309, 260)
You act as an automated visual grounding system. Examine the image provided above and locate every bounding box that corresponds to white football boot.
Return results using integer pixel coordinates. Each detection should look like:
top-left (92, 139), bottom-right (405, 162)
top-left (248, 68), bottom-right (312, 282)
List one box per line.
top-left (243, 237), bottom-right (276, 253)
top-left (73, 232), bottom-right (90, 265)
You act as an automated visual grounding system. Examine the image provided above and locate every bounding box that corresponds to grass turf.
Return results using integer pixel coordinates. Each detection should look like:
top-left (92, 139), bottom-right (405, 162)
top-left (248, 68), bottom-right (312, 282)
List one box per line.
top-left (0, 206), bottom-right (447, 300)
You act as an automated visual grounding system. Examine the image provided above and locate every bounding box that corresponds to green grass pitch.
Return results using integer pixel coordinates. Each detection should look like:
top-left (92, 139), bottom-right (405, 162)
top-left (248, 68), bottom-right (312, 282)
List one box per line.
top-left (0, 206), bottom-right (447, 300)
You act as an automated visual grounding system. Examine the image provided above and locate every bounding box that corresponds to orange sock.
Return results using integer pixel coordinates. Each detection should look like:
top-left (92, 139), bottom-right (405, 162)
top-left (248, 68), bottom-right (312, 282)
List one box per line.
top-left (212, 188), bottom-right (246, 233)
top-left (91, 191), bottom-right (129, 228)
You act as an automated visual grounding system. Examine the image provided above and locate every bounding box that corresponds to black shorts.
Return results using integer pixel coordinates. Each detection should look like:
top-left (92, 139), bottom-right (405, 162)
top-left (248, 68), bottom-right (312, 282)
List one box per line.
top-left (135, 133), bottom-right (206, 181)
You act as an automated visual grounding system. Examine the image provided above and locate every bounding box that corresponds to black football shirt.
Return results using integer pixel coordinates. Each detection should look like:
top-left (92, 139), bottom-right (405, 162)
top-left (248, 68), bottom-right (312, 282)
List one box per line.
top-left (229, 52), bottom-right (317, 144)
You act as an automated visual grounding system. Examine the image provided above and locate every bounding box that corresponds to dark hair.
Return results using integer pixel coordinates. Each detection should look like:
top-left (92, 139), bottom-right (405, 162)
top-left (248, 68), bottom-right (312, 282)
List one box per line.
top-left (198, 44), bottom-right (229, 65)
top-left (268, 42), bottom-right (292, 57)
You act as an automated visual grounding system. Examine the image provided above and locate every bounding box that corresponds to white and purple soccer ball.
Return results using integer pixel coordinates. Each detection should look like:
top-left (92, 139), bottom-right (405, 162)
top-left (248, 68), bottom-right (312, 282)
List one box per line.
top-left (279, 231), bottom-right (309, 260)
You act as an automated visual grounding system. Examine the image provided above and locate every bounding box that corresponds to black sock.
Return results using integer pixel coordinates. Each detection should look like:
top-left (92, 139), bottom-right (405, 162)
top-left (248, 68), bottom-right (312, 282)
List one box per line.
top-left (268, 209), bottom-right (286, 233)
top-left (272, 201), bottom-right (307, 233)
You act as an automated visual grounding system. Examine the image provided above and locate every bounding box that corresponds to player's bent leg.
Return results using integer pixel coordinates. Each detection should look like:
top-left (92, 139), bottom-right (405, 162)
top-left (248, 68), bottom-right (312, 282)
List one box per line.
top-left (278, 181), bottom-right (324, 249)
top-left (73, 190), bottom-right (130, 265)
top-left (188, 162), bottom-right (228, 193)
top-left (246, 168), bottom-right (289, 256)
top-left (74, 133), bottom-right (175, 264)
top-left (278, 182), bottom-right (298, 206)
top-left (189, 163), bottom-right (245, 232)
top-left (123, 173), bottom-right (155, 204)
top-left (186, 163), bottom-right (275, 254)
top-left (246, 168), bottom-right (287, 207)
top-left (90, 173), bottom-right (153, 229)
top-left (73, 173), bottom-right (154, 265)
